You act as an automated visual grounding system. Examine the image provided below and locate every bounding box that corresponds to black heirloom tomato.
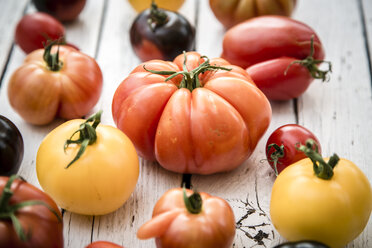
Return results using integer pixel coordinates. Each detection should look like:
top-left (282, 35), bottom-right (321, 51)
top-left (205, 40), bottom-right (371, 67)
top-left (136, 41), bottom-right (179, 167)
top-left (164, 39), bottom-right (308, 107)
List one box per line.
top-left (0, 116), bottom-right (24, 176)
top-left (273, 240), bottom-right (330, 248)
top-left (32, 0), bottom-right (87, 22)
top-left (130, 2), bottom-right (195, 61)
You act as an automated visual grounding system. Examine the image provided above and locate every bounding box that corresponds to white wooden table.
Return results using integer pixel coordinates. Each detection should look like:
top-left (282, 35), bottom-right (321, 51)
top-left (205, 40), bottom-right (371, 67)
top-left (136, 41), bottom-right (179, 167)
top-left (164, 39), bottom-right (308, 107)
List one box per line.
top-left (0, 0), bottom-right (371, 247)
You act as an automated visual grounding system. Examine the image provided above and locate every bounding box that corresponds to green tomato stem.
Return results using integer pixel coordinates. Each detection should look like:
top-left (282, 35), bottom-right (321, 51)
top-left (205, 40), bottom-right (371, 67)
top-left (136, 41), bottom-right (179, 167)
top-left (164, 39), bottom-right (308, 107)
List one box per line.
top-left (64, 110), bottom-right (102, 168)
top-left (143, 52), bottom-right (231, 91)
top-left (43, 40), bottom-right (63, 72)
top-left (285, 35), bottom-right (332, 82)
top-left (267, 143), bottom-right (285, 176)
top-left (183, 186), bottom-right (202, 214)
top-left (296, 139), bottom-right (339, 180)
top-left (147, 1), bottom-right (168, 31)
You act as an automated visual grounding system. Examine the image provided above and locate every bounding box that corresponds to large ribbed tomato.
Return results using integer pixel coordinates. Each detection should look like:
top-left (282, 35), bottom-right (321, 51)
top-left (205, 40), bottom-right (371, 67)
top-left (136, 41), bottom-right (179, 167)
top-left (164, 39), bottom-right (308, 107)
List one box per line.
top-left (112, 52), bottom-right (271, 174)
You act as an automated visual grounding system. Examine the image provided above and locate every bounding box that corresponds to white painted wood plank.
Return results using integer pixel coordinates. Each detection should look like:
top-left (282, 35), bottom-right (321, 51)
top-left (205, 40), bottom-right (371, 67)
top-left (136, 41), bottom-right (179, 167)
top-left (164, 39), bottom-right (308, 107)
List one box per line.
top-left (193, 0), bottom-right (296, 247)
top-left (362, 0), bottom-right (372, 74)
top-left (91, 0), bottom-right (197, 247)
top-left (0, 0), bottom-right (27, 80)
top-left (294, 0), bottom-right (372, 247)
top-left (0, 0), bottom-right (105, 247)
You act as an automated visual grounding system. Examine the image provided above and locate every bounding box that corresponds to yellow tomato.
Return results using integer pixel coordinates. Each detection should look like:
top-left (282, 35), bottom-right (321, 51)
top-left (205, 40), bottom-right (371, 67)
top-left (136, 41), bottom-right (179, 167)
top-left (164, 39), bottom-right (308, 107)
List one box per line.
top-left (128, 0), bottom-right (185, 12)
top-left (36, 112), bottom-right (139, 215)
top-left (270, 155), bottom-right (372, 248)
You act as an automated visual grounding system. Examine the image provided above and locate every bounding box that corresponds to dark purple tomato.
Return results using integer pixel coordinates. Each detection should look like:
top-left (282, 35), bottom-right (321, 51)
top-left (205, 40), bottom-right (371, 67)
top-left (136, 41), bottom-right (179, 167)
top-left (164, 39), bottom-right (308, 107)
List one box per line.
top-left (0, 116), bottom-right (24, 176)
top-left (32, 0), bottom-right (87, 22)
top-left (130, 2), bottom-right (195, 62)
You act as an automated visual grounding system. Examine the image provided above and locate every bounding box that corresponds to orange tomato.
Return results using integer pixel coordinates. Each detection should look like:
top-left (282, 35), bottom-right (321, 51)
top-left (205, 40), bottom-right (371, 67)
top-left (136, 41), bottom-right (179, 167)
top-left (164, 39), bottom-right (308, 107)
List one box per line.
top-left (137, 188), bottom-right (235, 248)
top-left (8, 44), bottom-right (102, 125)
top-left (128, 0), bottom-right (185, 12)
top-left (112, 52), bottom-right (271, 174)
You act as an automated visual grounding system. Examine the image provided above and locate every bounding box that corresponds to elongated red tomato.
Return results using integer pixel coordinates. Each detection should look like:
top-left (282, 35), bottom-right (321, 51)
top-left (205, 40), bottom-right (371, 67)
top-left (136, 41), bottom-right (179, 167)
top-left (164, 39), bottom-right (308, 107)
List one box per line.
top-left (112, 52), bottom-right (271, 175)
top-left (85, 241), bottom-right (124, 248)
top-left (8, 44), bottom-right (102, 125)
top-left (221, 16), bottom-right (329, 101)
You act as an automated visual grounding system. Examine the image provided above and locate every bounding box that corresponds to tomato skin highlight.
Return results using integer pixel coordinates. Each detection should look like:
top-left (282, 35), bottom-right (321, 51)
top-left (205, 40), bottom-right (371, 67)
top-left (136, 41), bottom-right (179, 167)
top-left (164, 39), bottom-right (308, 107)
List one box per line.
top-left (0, 176), bottom-right (63, 248)
top-left (112, 52), bottom-right (271, 174)
top-left (15, 12), bottom-right (65, 54)
top-left (266, 124), bottom-right (321, 174)
top-left (247, 57), bottom-right (314, 100)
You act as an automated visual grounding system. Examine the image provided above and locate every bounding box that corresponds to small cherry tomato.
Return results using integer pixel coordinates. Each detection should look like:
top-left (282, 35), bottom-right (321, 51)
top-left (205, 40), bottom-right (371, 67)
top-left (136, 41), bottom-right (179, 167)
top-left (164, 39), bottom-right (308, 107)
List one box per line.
top-left (32, 0), bottom-right (87, 22)
top-left (8, 42), bottom-right (102, 125)
top-left (137, 187), bottom-right (236, 248)
top-left (15, 12), bottom-right (65, 54)
top-left (0, 116), bottom-right (24, 176)
top-left (209, 0), bottom-right (296, 29)
top-left (266, 124), bottom-right (321, 175)
top-left (85, 241), bottom-right (124, 248)
top-left (130, 2), bottom-right (195, 61)
top-left (36, 111), bottom-right (139, 215)
top-left (0, 175), bottom-right (63, 248)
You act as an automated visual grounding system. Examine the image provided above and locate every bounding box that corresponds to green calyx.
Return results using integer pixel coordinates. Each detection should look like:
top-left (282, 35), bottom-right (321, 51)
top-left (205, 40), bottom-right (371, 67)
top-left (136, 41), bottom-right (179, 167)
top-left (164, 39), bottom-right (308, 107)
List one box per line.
top-left (0, 175), bottom-right (62, 242)
top-left (285, 35), bottom-right (332, 82)
top-left (296, 139), bottom-right (340, 180)
top-left (43, 40), bottom-right (64, 72)
top-left (147, 1), bottom-right (168, 31)
top-left (183, 186), bottom-right (202, 214)
top-left (64, 110), bottom-right (102, 168)
top-left (267, 143), bottom-right (285, 176)
top-left (144, 52), bottom-right (232, 91)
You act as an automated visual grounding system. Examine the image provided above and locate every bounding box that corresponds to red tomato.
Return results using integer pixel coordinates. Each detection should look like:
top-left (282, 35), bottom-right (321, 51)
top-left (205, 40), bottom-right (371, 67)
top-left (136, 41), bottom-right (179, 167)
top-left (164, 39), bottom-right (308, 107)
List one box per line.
top-left (137, 188), bottom-right (235, 248)
top-left (266, 124), bottom-right (321, 175)
top-left (85, 241), bottom-right (124, 248)
top-left (15, 12), bottom-right (65, 54)
top-left (0, 175), bottom-right (63, 248)
top-left (112, 52), bottom-right (271, 174)
top-left (32, 0), bottom-right (87, 22)
top-left (8, 44), bottom-right (103, 125)
top-left (221, 16), bottom-right (330, 100)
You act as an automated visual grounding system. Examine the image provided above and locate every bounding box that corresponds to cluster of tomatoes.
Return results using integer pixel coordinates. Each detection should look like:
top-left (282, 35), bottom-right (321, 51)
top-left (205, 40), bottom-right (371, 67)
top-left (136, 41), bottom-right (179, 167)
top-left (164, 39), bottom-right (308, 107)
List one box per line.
top-left (1, 0), bottom-right (371, 248)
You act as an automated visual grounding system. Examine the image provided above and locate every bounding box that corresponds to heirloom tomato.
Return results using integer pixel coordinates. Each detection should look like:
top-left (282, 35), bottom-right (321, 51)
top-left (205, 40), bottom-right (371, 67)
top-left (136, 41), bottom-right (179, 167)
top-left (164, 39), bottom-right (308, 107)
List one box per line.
top-left (86, 241), bottom-right (124, 248)
top-left (270, 140), bottom-right (372, 248)
top-left (32, 0), bottom-right (87, 22)
top-left (128, 0), bottom-right (185, 12)
top-left (130, 2), bottom-right (195, 61)
top-left (266, 124), bottom-right (320, 175)
top-left (137, 188), bottom-right (235, 248)
top-left (0, 116), bottom-right (24, 176)
top-left (273, 240), bottom-right (329, 248)
top-left (15, 12), bottom-right (65, 54)
top-left (0, 175), bottom-right (63, 248)
top-left (36, 111), bottom-right (139, 215)
top-left (222, 16), bottom-right (331, 100)
top-left (209, 0), bottom-right (296, 29)
top-left (8, 42), bottom-right (102, 125)
top-left (112, 52), bottom-right (271, 174)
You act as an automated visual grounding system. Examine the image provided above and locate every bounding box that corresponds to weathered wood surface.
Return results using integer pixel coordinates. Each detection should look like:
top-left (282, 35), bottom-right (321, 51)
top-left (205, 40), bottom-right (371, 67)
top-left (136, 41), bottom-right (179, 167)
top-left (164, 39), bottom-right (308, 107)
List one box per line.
top-left (0, 0), bottom-right (371, 247)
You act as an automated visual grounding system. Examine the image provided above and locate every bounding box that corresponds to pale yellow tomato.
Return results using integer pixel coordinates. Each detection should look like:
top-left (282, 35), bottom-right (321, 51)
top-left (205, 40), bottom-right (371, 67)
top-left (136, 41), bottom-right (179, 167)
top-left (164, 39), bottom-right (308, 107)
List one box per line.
top-left (270, 156), bottom-right (372, 248)
top-left (128, 0), bottom-right (185, 12)
top-left (36, 113), bottom-right (139, 215)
